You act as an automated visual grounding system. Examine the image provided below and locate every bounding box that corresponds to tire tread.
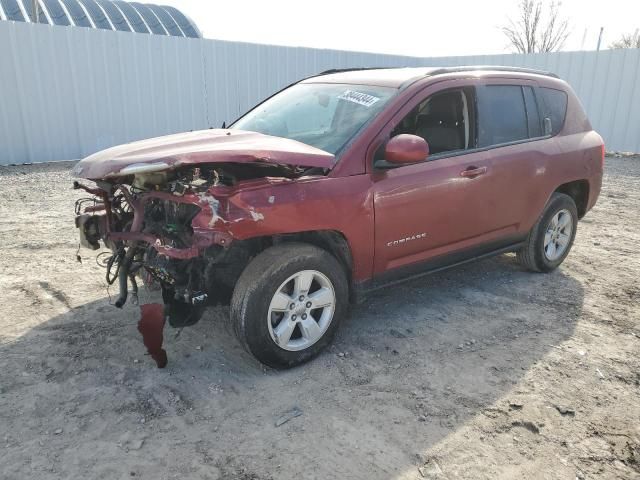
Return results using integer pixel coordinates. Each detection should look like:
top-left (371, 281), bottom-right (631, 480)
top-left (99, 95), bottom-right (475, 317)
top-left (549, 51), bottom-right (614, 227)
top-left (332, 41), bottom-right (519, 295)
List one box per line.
top-left (230, 242), bottom-right (347, 368)
top-left (517, 192), bottom-right (577, 272)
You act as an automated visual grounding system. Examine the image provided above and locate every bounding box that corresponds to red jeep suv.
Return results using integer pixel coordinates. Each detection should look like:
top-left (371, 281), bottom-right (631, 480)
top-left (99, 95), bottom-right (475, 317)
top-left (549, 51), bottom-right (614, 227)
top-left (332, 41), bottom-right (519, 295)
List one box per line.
top-left (73, 66), bottom-right (604, 368)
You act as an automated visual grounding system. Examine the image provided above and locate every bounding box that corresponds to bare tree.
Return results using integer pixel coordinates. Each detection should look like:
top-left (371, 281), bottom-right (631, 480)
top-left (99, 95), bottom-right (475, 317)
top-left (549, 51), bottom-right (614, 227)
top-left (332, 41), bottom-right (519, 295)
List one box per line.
top-left (502, 0), bottom-right (570, 53)
top-left (609, 30), bottom-right (640, 49)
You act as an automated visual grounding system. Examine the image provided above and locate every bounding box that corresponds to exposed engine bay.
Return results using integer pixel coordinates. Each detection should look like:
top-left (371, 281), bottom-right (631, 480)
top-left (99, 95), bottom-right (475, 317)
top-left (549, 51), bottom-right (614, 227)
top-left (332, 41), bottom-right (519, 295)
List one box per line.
top-left (74, 162), bottom-right (315, 333)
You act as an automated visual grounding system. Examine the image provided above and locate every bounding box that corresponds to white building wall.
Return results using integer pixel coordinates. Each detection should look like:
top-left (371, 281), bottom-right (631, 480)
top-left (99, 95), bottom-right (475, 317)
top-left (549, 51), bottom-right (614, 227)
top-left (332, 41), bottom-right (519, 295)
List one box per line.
top-left (1, 20), bottom-right (638, 164)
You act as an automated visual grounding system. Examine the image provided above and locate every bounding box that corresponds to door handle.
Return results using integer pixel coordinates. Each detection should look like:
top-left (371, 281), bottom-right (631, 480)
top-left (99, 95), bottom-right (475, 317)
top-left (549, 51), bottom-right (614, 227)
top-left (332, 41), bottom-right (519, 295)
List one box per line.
top-left (460, 166), bottom-right (488, 178)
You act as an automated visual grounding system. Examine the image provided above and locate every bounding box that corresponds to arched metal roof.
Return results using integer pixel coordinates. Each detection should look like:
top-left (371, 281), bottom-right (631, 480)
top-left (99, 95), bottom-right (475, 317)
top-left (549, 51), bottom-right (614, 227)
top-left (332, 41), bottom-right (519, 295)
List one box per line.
top-left (96, 0), bottom-right (129, 31)
top-left (111, 0), bottom-right (147, 33)
top-left (147, 3), bottom-right (181, 36)
top-left (128, 1), bottom-right (165, 35)
top-left (161, 5), bottom-right (197, 38)
top-left (42, 0), bottom-right (71, 25)
top-left (0, 0), bottom-right (201, 37)
top-left (1, 0), bottom-right (27, 21)
top-left (59, 0), bottom-right (92, 27)
top-left (80, 0), bottom-right (112, 29)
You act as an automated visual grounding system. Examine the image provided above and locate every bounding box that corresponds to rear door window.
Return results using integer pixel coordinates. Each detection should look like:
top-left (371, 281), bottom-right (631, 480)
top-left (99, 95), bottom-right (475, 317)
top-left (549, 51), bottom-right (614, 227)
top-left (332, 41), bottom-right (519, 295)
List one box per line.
top-left (477, 85), bottom-right (529, 147)
top-left (539, 87), bottom-right (568, 135)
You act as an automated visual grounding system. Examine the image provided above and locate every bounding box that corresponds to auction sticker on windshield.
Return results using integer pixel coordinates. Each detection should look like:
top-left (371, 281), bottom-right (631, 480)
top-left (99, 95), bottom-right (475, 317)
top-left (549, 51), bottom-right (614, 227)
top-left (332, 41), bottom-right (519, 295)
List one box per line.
top-left (338, 90), bottom-right (381, 107)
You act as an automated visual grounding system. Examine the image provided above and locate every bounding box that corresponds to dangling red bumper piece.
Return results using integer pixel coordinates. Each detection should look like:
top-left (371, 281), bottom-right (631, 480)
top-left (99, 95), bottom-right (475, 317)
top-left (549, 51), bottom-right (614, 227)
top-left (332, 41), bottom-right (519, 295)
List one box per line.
top-left (138, 303), bottom-right (168, 368)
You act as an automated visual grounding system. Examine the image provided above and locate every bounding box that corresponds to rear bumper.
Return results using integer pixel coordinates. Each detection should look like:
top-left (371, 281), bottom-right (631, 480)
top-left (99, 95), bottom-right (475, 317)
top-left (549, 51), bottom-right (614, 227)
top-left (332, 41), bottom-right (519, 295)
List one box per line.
top-left (586, 173), bottom-right (603, 214)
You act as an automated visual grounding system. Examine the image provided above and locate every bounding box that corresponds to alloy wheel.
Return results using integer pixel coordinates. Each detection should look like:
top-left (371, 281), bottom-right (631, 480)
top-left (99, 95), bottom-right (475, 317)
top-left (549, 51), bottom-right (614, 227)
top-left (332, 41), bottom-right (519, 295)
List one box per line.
top-left (267, 270), bottom-right (336, 351)
top-left (544, 209), bottom-right (573, 261)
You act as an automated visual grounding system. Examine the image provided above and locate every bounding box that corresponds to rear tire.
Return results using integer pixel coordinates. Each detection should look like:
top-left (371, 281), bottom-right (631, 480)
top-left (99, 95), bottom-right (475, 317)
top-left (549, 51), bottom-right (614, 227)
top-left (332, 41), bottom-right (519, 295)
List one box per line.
top-left (517, 192), bottom-right (578, 272)
top-left (230, 243), bottom-right (348, 369)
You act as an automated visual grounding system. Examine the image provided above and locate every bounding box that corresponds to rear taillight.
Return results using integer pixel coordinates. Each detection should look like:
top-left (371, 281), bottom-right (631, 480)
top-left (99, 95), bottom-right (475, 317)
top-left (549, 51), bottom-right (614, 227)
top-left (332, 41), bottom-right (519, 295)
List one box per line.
top-left (600, 144), bottom-right (605, 170)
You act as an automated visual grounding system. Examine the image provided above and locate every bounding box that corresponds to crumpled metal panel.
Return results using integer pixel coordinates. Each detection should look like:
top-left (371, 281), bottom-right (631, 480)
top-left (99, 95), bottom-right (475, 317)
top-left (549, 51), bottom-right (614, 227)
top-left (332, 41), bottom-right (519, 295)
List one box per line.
top-left (72, 129), bottom-right (335, 179)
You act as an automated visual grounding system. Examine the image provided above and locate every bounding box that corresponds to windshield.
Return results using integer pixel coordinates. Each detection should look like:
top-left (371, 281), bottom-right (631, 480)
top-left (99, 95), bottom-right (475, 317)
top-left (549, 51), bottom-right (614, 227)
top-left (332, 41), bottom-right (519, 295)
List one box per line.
top-left (231, 83), bottom-right (396, 156)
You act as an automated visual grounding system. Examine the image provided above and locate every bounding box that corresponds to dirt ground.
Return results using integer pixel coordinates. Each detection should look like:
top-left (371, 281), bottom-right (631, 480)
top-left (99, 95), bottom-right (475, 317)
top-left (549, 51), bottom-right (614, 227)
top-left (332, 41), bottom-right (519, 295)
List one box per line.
top-left (0, 156), bottom-right (638, 480)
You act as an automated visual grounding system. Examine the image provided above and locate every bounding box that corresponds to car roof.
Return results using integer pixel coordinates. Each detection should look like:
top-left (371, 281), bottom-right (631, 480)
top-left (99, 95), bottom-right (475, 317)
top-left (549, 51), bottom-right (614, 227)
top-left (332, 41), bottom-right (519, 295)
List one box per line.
top-left (301, 66), bottom-right (559, 89)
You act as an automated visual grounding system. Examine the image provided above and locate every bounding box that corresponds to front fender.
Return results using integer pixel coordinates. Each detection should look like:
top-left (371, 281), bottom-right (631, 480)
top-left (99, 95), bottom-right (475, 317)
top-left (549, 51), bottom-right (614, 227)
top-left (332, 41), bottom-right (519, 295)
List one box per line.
top-left (199, 175), bottom-right (375, 281)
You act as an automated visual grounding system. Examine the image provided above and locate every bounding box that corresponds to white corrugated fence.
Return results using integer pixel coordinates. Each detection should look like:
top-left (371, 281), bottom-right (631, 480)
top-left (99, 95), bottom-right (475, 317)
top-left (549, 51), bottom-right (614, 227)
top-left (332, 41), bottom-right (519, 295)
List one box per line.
top-left (1, 20), bottom-right (638, 164)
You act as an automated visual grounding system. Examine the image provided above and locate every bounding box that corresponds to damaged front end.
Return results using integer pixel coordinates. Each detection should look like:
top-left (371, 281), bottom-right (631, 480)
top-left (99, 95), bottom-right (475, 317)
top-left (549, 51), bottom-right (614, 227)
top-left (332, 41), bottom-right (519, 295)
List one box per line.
top-left (75, 159), bottom-right (306, 319)
top-left (72, 129), bottom-right (334, 367)
top-left (74, 167), bottom-right (232, 326)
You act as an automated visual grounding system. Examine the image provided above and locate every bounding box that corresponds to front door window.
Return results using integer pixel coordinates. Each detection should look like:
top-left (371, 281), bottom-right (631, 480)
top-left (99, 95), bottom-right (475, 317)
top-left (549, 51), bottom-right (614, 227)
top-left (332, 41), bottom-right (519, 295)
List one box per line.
top-left (390, 88), bottom-right (476, 156)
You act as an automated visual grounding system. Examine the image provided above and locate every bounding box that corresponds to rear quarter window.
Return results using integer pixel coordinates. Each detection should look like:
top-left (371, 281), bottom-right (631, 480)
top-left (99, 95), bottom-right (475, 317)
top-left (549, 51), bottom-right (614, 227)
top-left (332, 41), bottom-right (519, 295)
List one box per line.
top-left (523, 86), bottom-right (543, 138)
top-left (540, 87), bottom-right (568, 135)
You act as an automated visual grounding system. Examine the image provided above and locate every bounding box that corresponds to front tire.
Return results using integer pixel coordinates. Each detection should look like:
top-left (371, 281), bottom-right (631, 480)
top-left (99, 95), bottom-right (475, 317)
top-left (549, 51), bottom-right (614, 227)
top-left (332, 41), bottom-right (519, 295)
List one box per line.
top-left (517, 192), bottom-right (578, 272)
top-left (230, 243), bottom-right (348, 368)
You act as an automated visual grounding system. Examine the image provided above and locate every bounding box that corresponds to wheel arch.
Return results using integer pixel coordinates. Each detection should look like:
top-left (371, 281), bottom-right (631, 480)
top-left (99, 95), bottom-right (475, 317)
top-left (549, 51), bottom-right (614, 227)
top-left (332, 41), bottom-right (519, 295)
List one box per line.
top-left (554, 180), bottom-right (590, 218)
top-left (271, 231), bottom-right (356, 301)
top-left (208, 230), bottom-right (355, 301)
top-left (270, 230), bottom-right (353, 278)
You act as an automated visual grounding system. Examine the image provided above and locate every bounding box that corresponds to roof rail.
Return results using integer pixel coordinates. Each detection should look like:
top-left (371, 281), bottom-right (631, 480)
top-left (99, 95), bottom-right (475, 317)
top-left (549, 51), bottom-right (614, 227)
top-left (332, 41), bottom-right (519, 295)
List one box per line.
top-left (427, 65), bottom-right (559, 78)
top-left (317, 67), bottom-right (393, 76)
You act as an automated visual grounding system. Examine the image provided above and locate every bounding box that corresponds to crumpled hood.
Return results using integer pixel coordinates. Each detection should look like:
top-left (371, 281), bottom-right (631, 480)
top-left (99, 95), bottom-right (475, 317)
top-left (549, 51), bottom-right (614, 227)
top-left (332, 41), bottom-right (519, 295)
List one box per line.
top-left (72, 129), bottom-right (335, 180)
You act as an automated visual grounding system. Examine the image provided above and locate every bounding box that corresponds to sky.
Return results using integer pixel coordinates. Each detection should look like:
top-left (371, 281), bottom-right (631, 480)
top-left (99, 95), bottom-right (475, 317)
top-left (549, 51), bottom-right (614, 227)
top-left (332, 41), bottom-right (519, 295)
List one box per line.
top-left (158, 0), bottom-right (640, 57)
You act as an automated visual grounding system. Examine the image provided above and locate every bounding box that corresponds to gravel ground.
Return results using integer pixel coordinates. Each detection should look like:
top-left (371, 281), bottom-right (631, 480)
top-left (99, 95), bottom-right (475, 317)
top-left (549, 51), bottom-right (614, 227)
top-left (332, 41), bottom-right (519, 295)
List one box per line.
top-left (0, 156), bottom-right (639, 480)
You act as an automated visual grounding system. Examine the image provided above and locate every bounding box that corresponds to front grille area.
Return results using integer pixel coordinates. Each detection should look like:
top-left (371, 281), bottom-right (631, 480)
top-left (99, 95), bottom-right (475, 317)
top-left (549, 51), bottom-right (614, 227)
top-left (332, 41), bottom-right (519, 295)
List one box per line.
top-left (143, 199), bottom-right (201, 248)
